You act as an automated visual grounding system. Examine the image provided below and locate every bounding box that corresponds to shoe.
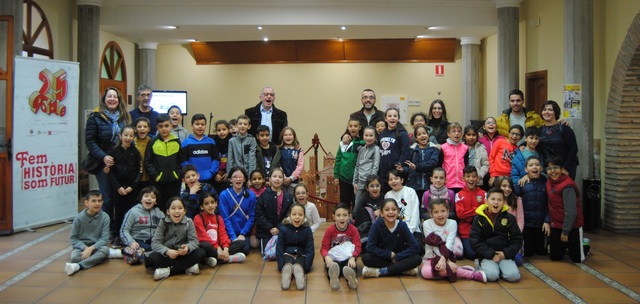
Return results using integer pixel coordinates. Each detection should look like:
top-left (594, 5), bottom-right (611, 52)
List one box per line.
top-left (402, 267), bottom-right (418, 276)
top-left (342, 266), bottom-right (359, 289)
top-left (281, 263), bottom-right (293, 290)
top-left (471, 270), bottom-right (487, 283)
top-left (229, 252), bottom-right (246, 263)
top-left (153, 267), bottom-right (170, 280)
top-left (206, 257), bottom-right (218, 267)
top-left (111, 237), bottom-right (123, 248)
top-left (362, 266), bottom-right (380, 278)
top-left (108, 248), bottom-right (123, 259)
top-left (65, 263), bottom-right (80, 275)
top-left (185, 263), bottom-right (200, 275)
top-left (293, 264), bottom-right (306, 290)
top-left (328, 263), bottom-right (340, 290)
top-left (515, 253), bottom-right (523, 266)
top-left (460, 265), bottom-right (475, 272)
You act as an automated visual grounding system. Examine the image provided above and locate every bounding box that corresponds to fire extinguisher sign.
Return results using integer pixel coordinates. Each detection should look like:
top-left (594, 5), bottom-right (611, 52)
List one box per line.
top-left (435, 65), bottom-right (445, 77)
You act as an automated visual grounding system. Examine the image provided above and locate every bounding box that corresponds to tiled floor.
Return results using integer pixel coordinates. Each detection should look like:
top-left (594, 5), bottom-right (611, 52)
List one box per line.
top-left (0, 222), bottom-right (639, 304)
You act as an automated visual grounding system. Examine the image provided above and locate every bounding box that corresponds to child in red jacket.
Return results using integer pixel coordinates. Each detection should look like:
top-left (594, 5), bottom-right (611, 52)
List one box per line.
top-left (321, 203), bottom-right (362, 290)
top-left (455, 166), bottom-right (486, 260)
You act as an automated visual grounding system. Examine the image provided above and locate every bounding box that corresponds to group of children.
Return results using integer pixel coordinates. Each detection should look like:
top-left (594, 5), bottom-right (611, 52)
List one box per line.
top-left (69, 106), bottom-right (585, 289)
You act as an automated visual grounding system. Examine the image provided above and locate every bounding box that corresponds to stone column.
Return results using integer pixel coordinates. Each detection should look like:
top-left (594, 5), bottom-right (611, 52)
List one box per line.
top-left (137, 42), bottom-right (158, 89)
top-left (77, 0), bottom-right (101, 188)
top-left (0, 0), bottom-right (22, 57)
top-left (495, 0), bottom-right (522, 111)
top-left (564, 0), bottom-right (594, 186)
top-left (461, 37), bottom-right (482, 126)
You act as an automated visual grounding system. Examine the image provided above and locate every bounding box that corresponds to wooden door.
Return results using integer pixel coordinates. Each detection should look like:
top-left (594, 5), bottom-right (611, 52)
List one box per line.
top-left (525, 70), bottom-right (548, 114)
top-left (0, 16), bottom-right (14, 235)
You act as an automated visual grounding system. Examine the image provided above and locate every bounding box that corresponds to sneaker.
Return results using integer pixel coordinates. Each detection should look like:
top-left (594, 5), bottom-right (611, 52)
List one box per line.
top-left (515, 253), bottom-right (523, 266)
top-left (402, 267), bottom-right (418, 276)
top-left (64, 262), bottom-right (80, 275)
top-left (460, 265), bottom-right (475, 272)
top-left (471, 270), bottom-right (487, 283)
top-left (229, 252), bottom-right (246, 263)
top-left (281, 263), bottom-right (293, 290)
top-left (206, 257), bottom-right (218, 268)
top-left (111, 236), bottom-right (123, 248)
top-left (153, 267), bottom-right (170, 280)
top-left (293, 264), bottom-right (306, 290)
top-left (342, 266), bottom-right (359, 289)
top-left (362, 266), bottom-right (380, 278)
top-left (328, 263), bottom-right (340, 290)
top-left (185, 263), bottom-right (200, 275)
top-left (108, 248), bottom-right (123, 259)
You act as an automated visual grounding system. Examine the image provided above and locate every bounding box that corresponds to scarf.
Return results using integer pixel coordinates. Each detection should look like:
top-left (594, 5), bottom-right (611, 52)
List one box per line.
top-left (104, 110), bottom-right (121, 143)
top-left (425, 232), bottom-right (457, 282)
top-left (429, 184), bottom-right (448, 198)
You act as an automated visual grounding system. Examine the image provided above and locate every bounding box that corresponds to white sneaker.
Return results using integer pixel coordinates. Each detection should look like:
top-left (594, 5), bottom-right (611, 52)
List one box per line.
top-left (281, 263), bottom-right (293, 290)
top-left (185, 263), bottom-right (200, 275)
top-left (229, 252), bottom-right (246, 263)
top-left (65, 263), bottom-right (80, 275)
top-left (402, 267), bottom-right (418, 276)
top-left (328, 263), bottom-right (340, 290)
top-left (342, 266), bottom-right (359, 289)
top-left (108, 248), bottom-right (123, 259)
top-left (293, 264), bottom-right (306, 290)
top-left (206, 257), bottom-right (218, 267)
top-left (362, 266), bottom-right (380, 278)
top-left (153, 267), bottom-right (170, 280)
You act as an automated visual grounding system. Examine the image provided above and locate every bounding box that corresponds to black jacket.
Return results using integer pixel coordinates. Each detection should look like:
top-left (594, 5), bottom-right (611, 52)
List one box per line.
top-left (276, 219), bottom-right (314, 272)
top-left (108, 145), bottom-right (142, 190)
top-left (245, 103), bottom-right (288, 146)
top-left (255, 187), bottom-right (294, 239)
top-left (469, 205), bottom-right (523, 261)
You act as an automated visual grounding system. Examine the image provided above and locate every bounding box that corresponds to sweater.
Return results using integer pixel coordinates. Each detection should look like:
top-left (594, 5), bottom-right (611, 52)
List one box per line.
top-left (119, 204), bottom-right (165, 246)
top-left (129, 107), bottom-right (159, 134)
top-left (384, 186), bottom-right (421, 234)
top-left (469, 204), bottom-right (523, 261)
top-left (488, 138), bottom-right (517, 177)
top-left (334, 139), bottom-right (363, 183)
top-left (144, 134), bottom-right (182, 184)
top-left (276, 219), bottom-right (315, 272)
top-left (422, 219), bottom-right (457, 259)
top-left (180, 134), bottom-right (220, 182)
top-left (455, 187), bottom-right (486, 238)
top-left (378, 127), bottom-right (410, 184)
top-left (352, 144), bottom-right (381, 188)
top-left (279, 146), bottom-right (304, 181)
top-left (514, 176), bottom-right (548, 229)
top-left (218, 187), bottom-right (256, 240)
top-left (547, 175), bottom-right (583, 234)
top-left (107, 145), bottom-right (142, 190)
top-left (151, 216), bottom-right (200, 255)
top-left (440, 139), bottom-right (469, 189)
top-left (226, 134), bottom-right (257, 175)
top-left (255, 187), bottom-right (294, 238)
top-left (320, 223), bottom-right (362, 259)
top-left (194, 212), bottom-right (231, 249)
top-left (366, 218), bottom-right (421, 262)
top-left (406, 144), bottom-right (439, 191)
top-left (304, 202), bottom-right (322, 233)
top-left (70, 209), bottom-right (110, 251)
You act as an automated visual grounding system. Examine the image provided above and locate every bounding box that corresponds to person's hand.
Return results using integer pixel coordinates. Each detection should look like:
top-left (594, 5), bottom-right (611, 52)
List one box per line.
top-left (492, 251), bottom-right (503, 263)
top-left (342, 134), bottom-right (352, 145)
top-left (435, 256), bottom-right (446, 271)
top-left (562, 168), bottom-right (570, 176)
top-left (81, 246), bottom-right (94, 260)
top-left (390, 251), bottom-right (396, 262)
top-left (542, 223), bottom-right (550, 236)
top-left (118, 187), bottom-right (127, 196)
top-left (333, 178), bottom-right (339, 185)
top-left (374, 210), bottom-right (381, 218)
top-left (348, 257), bottom-right (357, 268)
top-left (353, 184), bottom-right (358, 193)
top-left (283, 177), bottom-right (292, 186)
top-left (269, 228), bottom-right (279, 236)
top-left (103, 166), bottom-right (111, 174)
top-left (166, 249), bottom-right (179, 259)
top-left (103, 155), bottom-right (114, 167)
top-left (560, 233), bottom-right (569, 242)
top-left (218, 248), bottom-right (230, 261)
top-left (394, 163), bottom-right (404, 171)
top-left (177, 244), bottom-right (189, 256)
top-left (129, 242), bottom-right (140, 250)
top-left (558, 119), bottom-right (572, 127)
top-left (518, 175), bottom-right (530, 187)
top-left (404, 160), bottom-right (416, 170)
top-left (488, 176), bottom-right (496, 187)
top-left (324, 256), bottom-right (334, 267)
top-left (236, 234), bottom-right (246, 241)
top-left (446, 260), bottom-right (458, 272)
top-left (190, 182), bottom-right (201, 194)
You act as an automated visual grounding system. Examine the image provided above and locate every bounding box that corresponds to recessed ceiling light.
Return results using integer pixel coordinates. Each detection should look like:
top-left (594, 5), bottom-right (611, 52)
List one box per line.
top-left (428, 26), bottom-right (440, 30)
top-left (163, 25), bottom-right (177, 29)
top-left (415, 35), bottom-right (431, 39)
top-left (186, 39), bottom-right (196, 42)
top-left (341, 26), bottom-right (346, 30)
top-left (263, 37), bottom-right (269, 42)
top-left (258, 26), bottom-right (263, 30)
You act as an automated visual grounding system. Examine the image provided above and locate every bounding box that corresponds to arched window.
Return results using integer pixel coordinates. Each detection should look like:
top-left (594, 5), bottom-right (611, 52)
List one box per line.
top-left (22, 0), bottom-right (54, 59)
top-left (99, 41), bottom-right (127, 99)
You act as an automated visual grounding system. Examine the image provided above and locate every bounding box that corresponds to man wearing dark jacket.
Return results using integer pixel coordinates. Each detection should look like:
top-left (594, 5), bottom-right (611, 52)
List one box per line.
top-left (245, 86), bottom-right (288, 146)
top-left (342, 89), bottom-right (385, 143)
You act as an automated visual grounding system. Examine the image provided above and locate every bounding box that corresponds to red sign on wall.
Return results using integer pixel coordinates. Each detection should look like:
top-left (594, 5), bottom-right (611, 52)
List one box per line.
top-left (435, 65), bottom-right (445, 77)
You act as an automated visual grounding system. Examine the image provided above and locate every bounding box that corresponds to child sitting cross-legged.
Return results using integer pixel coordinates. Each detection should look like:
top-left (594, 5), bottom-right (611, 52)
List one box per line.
top-left (321, 203), bottom-right (362, 290)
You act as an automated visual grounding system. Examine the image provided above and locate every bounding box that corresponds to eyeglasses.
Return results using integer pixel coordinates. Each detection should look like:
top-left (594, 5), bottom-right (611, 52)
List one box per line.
top-left (262, 93), bottom-right (275, 97)
top-left (546, 165), bottom-right (561, 171)
top-left (139, 93), bottom-right (151, 97)
top-left (509, 132), bottom-right (522, 137)
top-left (362, 96), bottom-right (376, 100)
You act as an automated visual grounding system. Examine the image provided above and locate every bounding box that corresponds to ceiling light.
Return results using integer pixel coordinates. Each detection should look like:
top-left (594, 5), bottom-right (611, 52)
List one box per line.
top-left (415, 35), bottom-right (431, 39)
top-left (258, 26), bottom-right (263, 30)
top-left (428, 26), bottom-right (441, 30)
top-left (163, 25), bottom-right (177, 29)
top-left (186, 39), bottom-right (196, 42)
top-left (341, 26), bottom-right (346, 30)
top-left (337, 37), bottom-right (343, 42)
top-left (263, 37), bottom-right (269, 42)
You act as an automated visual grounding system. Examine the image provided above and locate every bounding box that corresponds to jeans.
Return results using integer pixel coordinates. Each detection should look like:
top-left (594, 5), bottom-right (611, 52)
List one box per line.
top-left (95, 168), bottom-right (115, 235)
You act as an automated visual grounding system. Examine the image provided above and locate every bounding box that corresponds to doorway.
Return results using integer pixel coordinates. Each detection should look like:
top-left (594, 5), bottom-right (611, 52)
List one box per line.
top-left (525, 70), bottom-right (548, 113)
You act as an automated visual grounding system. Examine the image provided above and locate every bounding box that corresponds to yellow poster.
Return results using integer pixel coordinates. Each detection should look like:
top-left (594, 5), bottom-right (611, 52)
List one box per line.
top-left (563, 84), bottom-right (581, 119)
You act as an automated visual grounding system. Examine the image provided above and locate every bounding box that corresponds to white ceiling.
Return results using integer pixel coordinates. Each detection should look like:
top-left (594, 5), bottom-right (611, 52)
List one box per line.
top-left (98, 0), bottom-right (501, 44)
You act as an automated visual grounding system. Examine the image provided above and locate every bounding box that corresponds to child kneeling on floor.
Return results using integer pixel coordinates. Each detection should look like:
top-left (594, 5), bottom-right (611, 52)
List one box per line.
top-left (65, 190), bottom-right (123, 275)
top-left (277, 204), bottom-right (314, 290)
top-left (321, 203), bottom-right (362, 290)
top-left (361, 198), bottom-right (422, 278)
top-left (147, 197), bottom-right (206, 280)
top-left (469, 188), bottom-right (523, 282)
top-left (421, 198), bottom-right (486, 283)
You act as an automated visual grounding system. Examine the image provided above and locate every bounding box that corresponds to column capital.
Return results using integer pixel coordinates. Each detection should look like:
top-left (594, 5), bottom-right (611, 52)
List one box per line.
top-left (460, 37), bottom-right (482, 45)
top-left (493, 0), bottom-right (522, 9)
top-left (77, 0), bottom-right (102, 6)
top-left (138, 42), bottom-right (159, 50)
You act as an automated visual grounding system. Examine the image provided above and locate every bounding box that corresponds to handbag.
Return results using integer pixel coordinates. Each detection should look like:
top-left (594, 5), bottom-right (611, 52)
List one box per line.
top-left (80, 153), bottom-right (100, 175)
top-left (262, 235), bottom-right (278, 261)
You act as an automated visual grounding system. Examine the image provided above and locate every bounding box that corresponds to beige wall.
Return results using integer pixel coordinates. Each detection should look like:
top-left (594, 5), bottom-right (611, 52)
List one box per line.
top-left (36, 0), bottom-right (74, 61)
top-left (156, 44), bottom-right (465, 157)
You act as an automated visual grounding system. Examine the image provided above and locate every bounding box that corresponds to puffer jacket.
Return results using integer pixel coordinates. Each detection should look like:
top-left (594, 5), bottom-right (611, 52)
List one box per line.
top-left (255, 187), bottom-right (294, 239)
top-left (496, 107), bottom-right (544, 137)
top-left (406, 143), bottom-right (439, 191)
top-left (510, 149), bottom-right (544, 186)
top-left (85, 110), bottom-right (122, 162)
top-left (514, 176), bottom-right (548, 229)
top-left (469, 204), bottom-right (523, 261)
top-left (276, 218), bottom-right (314, 272)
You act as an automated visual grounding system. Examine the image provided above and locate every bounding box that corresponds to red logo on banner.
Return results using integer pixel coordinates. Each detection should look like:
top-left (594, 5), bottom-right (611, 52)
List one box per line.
top-left (435, 65), bottom-right (444, 77)
top-left (28, 69), bottom-right (68, 117)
